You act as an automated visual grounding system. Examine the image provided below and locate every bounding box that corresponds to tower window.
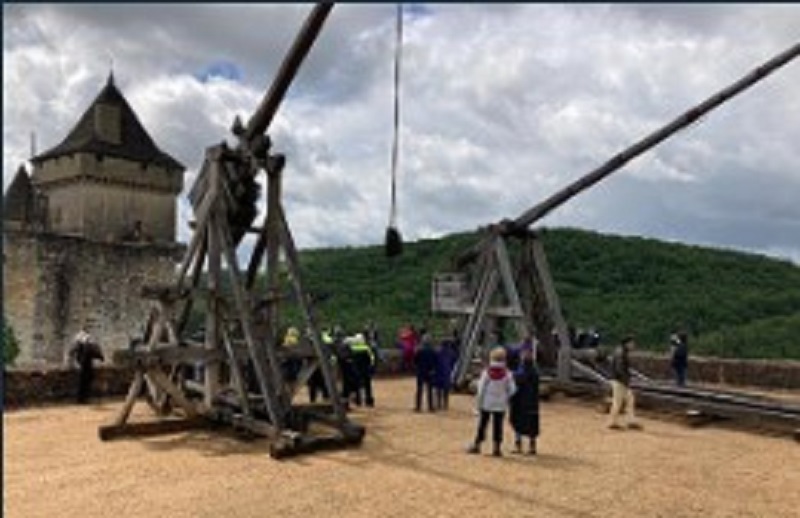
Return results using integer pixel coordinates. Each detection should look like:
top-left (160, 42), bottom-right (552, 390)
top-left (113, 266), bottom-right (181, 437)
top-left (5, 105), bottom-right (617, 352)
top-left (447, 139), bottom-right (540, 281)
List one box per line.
top-left (94, 104), bottom-right (121, 144)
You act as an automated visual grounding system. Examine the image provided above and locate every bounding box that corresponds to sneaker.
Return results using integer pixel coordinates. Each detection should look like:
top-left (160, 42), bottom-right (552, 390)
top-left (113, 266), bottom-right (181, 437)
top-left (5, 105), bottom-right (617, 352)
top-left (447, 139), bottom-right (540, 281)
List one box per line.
top-left (466, 444), bottom-right (480, 454)
top-left (608, 423), bottom-right (624, 431)
top-left (627, 422), bottom-right (643, 430)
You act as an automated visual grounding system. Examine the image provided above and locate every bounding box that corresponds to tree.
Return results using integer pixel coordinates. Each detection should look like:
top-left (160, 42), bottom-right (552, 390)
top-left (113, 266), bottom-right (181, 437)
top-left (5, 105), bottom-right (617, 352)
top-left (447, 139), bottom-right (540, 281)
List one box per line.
top-left (3, 322), bottom-right (20, 367)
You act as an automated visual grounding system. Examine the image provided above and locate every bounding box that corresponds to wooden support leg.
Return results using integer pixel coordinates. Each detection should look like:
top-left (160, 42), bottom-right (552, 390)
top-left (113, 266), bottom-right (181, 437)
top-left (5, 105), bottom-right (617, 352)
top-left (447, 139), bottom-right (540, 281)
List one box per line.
top-left (278, 204), bottom-right (348, 425)
top-left (113, 370), bottom-right (145, 428)
top-left (147, 368), bottom-right (198, 418)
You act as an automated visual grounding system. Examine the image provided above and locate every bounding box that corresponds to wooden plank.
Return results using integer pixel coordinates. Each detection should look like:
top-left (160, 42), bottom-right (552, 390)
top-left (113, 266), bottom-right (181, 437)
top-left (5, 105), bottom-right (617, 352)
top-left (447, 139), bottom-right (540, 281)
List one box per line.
top-left (452, 239), bottom-right (499, 387)
top-left (433, 305), bottom-right (524, 318)
top-left (493, 237), bottom-right (532, 341)
top-left (146, 368), bottom-right (198, 418)
top-left (111, 370), bottom-right (145, 428)
top-left (215, 208), bottom-right (287, 430)
top-left (278, 204), bottom-right (349, 424)
top-left (99, 416), bottom-right (211, 441)
top-left (530, 235), bottom-right (572, 381)
top-left (220, 327), bottom-right (252, 417)
top-left (113, 346), bottom-right (223, 368)
top-left (204, 158), bottom-right (223, 407)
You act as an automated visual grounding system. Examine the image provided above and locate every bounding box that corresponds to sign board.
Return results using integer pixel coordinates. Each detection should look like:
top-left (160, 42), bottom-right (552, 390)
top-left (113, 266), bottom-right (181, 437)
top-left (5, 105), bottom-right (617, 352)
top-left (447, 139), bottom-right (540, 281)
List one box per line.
top-left (431, 273), bottom-right (468, 313)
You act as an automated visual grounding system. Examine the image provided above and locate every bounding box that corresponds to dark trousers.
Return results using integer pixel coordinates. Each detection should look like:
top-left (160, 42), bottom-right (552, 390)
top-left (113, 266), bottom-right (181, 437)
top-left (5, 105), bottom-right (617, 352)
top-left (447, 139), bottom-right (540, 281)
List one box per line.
top-left (352, 352), bottom-right (374, 406)
top-left (435, 387), bottom-right (449, 410)
top-left (308, 369), bottom-right (330, 403)
top-left (340, 359), bottom-right (358, 402)
top-left (415, 377), bottom-right (435, 411)
top-left (77, 365), bottom-right (94, 404)
top-left (674, 365), bottom-right (687, 387)
top-left (475, 410), bottom-right (505, 445)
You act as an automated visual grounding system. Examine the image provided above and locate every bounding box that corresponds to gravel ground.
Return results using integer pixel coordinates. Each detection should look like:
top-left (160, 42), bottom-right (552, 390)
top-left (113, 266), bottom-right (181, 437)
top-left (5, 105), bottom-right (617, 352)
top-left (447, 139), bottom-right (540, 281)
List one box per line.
top-left (4, 377), bottom-right (799, 518)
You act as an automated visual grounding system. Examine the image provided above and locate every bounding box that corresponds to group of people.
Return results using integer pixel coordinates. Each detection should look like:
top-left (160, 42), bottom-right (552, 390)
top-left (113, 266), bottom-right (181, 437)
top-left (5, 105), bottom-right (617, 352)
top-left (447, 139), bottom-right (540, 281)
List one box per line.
top-left (463, 330), bottom-right (686, 455)
top-left (301, 325), bottom-right (380, 408)
top-left (467, 344), bottom-right (541, 456)
top-left (412, 332), bottom-right (459, 412)
top-left (69, 320), bottom-right (691, 454)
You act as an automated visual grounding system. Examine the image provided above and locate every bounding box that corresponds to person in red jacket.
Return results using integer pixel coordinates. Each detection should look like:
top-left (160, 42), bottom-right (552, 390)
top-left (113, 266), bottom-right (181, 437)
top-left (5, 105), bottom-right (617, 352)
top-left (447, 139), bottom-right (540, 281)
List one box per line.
top-left (398, 324), bottom-right (418, 372)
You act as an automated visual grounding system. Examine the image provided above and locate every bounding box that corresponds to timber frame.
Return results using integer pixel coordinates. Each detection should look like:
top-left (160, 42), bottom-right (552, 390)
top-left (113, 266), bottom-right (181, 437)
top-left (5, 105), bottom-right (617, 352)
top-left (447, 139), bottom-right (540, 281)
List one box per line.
top-left (99, 3), bottom-right (365, 458)
top-left (439, 41), bottom-right (800, 391)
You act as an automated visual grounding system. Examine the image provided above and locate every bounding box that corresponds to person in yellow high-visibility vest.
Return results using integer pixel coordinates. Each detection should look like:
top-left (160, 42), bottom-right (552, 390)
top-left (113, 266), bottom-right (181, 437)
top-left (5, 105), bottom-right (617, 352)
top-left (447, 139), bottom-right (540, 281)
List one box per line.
top-left (282, 327), bottom-right (301, 383)
top-left (347, 333), bottom-right (375, 407)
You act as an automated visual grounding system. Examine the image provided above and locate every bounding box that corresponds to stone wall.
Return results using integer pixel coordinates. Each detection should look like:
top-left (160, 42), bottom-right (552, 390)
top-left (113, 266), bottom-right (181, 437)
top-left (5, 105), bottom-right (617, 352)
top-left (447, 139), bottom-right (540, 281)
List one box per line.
top-left (632, 352), bottom-right (800, 389)
top-left (32, 154), bottom-right (182, 242)
top-left (3, 229), bottom-right (183, 366)
top-left (4, 350), bottom-right (799, 409)
top-left (3, 366), bottom-right (135, 407)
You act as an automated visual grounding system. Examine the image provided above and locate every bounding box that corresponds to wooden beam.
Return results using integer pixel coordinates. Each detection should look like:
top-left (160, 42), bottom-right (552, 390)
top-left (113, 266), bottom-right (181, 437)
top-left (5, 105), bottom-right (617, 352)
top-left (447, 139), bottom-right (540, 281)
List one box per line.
top-left (277, 204), bottom-right (349, 425)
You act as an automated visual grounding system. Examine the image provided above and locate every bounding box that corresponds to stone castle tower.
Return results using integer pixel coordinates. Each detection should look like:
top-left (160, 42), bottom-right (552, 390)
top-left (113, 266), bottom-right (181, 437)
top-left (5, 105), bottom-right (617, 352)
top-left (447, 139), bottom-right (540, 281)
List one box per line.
top-left (3, 74), bottom-right (186, 366)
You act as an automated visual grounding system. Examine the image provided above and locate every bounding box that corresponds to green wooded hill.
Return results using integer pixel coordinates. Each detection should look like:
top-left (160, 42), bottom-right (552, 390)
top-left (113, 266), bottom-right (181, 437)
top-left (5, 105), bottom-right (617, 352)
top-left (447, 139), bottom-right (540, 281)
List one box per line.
top-left (291, 228), bottom-right (800, 360)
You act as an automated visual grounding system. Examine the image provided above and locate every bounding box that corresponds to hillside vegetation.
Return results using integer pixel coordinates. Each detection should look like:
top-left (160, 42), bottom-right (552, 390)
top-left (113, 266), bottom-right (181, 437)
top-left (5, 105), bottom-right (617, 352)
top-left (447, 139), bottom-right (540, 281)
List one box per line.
top-left (288, 228), bottom-right (800, 360)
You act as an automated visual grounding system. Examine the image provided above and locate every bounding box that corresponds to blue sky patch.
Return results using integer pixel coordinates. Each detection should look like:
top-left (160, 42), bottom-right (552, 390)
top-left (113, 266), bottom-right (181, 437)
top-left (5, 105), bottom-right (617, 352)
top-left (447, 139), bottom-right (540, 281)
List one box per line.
top-left (196, 60), bottom-right (242, 83)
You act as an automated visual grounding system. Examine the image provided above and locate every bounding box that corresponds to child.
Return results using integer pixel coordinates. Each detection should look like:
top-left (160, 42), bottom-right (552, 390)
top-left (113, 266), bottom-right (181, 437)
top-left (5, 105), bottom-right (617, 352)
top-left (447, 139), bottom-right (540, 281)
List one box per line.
top-left (509, 349), bottom-right (540, 455)
top-left (467, 347), bottom-right (517, 457)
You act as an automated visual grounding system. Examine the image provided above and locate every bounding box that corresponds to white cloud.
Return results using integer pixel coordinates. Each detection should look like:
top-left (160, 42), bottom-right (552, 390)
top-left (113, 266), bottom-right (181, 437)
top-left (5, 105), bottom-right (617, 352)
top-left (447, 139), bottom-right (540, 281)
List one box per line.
top-left (4, 3), bottom-right (799, 264)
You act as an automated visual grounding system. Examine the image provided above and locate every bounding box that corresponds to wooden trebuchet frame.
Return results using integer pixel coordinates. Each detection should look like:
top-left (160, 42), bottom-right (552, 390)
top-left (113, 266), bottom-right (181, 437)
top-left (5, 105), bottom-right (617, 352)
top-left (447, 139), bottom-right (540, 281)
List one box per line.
top-left (99, 3), bottom-right (366, 458)
top-left (441, 42), bottom-right (800, 392)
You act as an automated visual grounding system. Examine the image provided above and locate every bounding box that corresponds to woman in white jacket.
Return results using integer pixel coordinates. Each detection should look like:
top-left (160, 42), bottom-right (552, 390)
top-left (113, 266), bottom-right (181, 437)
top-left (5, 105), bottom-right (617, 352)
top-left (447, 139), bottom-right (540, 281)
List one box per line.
top-left (467, 347), bottom-right (517, 457)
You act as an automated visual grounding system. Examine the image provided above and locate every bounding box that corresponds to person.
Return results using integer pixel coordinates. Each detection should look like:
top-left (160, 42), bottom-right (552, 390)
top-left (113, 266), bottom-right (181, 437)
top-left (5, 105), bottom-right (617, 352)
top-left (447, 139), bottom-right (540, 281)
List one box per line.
top-left (364, 320), bottom-right (381, 369)
top-left (467, 347), bottom-right (517, 457)
top-left (281, 326), bottom-right (302, 383)
top-left (589, 328), bottom-right (601, 348)
top-left (414, 334), bottom-right (438, 412)
top-left (433, 338), bottom-right (458, 411)
top-left (68, 330), bottom-right (105, 404)
top-left (608, 335), bottom-right (642, 430)
top-left (348, 333), bottom-right (376, 407)
top-left (335, 329), bottom-right (358, 408)
top-left (308, 329), bottom-right (333, 403)
top-left (398, 324), bottom-right (419, 372)
top-left (669, 331), bottom-right (689, 387)
top-left (509, 349), bottom-right (540, 455)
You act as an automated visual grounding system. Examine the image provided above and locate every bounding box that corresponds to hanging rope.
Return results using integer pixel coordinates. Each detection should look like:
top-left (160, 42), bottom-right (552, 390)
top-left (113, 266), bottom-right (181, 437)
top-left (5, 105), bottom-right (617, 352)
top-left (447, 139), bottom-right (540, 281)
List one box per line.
top-left (385, 3), bottom-right (404, 257)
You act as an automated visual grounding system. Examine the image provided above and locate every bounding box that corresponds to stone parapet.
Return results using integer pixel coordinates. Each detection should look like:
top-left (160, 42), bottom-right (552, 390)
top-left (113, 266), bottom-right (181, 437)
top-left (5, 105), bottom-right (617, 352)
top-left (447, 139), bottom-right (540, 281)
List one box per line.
top-left (4, 351), bottom-right (798, 409)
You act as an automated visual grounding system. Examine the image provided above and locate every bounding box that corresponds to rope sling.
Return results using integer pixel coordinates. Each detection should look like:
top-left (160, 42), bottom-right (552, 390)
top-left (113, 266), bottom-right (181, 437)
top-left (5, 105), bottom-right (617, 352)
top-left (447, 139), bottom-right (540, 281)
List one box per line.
top-left (384, 3), bottom-right (404, 257)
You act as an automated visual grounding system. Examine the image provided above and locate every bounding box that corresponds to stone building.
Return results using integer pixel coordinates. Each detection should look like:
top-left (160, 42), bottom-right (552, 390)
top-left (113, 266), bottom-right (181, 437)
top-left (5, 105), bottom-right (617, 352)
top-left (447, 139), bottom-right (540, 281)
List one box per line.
top-left (3, 74), bottom-right (186, 366)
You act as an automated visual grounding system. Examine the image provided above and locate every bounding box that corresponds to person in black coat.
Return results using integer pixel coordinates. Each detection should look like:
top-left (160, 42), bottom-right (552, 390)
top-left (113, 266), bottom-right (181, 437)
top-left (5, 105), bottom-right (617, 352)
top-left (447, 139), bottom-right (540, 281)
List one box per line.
top-left (69, 330), bottom-right (105, 404)
top-left (669, 331), bottom-right (689, 387)
top-left (509, 350), bottom-right (540, 455)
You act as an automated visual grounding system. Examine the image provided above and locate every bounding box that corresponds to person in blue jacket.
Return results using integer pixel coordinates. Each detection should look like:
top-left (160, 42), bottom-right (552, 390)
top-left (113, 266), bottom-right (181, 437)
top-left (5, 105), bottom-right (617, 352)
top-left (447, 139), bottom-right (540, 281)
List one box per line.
top-left (433, 338), bottom-right (458, 411)
top-left (414, 334), bottom-right (438, 412)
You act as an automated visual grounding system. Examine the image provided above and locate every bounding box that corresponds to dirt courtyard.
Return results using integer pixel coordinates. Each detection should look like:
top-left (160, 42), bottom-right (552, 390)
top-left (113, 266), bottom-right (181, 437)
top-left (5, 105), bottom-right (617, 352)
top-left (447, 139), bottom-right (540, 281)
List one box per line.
top-left (4, 377), bottom-right (799, 518)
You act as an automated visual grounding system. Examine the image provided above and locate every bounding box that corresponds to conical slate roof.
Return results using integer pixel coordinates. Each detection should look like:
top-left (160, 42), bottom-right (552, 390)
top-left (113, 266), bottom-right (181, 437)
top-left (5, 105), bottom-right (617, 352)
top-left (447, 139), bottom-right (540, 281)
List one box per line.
top-left (31, 74), bottom-right (184, 171)
top-left (4, 164), bottom-right (35, 222)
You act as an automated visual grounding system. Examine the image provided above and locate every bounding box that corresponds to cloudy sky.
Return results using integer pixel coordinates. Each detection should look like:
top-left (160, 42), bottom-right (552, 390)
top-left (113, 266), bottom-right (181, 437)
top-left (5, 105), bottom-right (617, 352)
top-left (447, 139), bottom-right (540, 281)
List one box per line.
top-left (4, 3), bottom-right (799, 263)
